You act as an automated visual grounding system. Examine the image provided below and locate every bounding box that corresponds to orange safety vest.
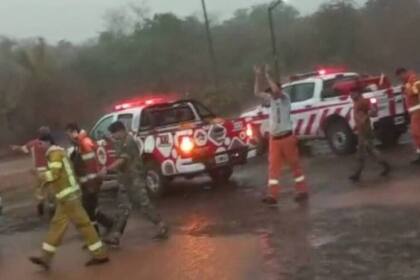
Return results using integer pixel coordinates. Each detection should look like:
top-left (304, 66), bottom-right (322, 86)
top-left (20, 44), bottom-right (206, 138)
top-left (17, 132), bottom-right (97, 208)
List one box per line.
top-left (76, 131), bottom-right (100, 186)
top-left (404, 72), bottom-right (420, 115)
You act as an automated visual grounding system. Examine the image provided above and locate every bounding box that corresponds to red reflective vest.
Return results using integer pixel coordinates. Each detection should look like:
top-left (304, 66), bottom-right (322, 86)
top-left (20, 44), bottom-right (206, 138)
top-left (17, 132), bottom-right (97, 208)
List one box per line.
top-left (25, 139), bottom-right (48, 172)
top-left (76, 131), bottom-right (100, 186)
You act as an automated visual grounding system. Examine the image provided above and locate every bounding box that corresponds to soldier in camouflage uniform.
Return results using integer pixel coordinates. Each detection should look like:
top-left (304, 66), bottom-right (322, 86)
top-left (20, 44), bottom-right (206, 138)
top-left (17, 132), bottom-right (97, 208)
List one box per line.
top-left (98, 121), bottom-right (168, 247)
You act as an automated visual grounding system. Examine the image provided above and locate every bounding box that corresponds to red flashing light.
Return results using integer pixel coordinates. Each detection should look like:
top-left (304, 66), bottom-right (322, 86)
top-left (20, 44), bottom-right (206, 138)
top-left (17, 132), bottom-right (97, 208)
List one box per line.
top-left (316, 66), bottom-right (347, 76)
top-left (180, 136), bottom-right (194, 154)
top-left (114, 98), bottom-right (168, 111)
top-left (246, 123), bottom-right (253, 138)
top-left (318, 69), bottom-right (327, 75)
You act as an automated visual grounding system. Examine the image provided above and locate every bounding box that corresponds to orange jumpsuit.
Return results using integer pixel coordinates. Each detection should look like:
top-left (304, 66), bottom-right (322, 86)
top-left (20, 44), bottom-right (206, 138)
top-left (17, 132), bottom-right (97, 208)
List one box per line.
top-left (403, 72), bottom-right (420, 153)
top-left (265, 94), bottom-right (308, 199)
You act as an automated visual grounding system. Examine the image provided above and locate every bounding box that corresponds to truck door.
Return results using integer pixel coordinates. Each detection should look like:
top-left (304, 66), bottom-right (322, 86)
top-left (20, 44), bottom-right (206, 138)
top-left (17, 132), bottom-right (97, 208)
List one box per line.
top-left (289, 82), bottom-right (318, 136)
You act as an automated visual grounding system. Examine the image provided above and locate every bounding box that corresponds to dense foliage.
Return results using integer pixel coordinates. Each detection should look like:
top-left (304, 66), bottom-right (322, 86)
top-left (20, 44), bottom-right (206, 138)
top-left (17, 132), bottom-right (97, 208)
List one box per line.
top-left (1, 0), bottom-right (420, 146)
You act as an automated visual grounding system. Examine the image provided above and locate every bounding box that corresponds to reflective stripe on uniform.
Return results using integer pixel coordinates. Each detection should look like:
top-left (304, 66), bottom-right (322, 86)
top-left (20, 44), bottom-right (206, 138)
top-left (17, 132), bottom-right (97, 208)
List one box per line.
top-left (63, 157), bottom-right (79, 189)
top-left (268, 179), bottom-right (279, 185)
top-left (409, 104), bottom-right (420, 113)
top-left (81, 152), bottom-right (96, 161)
top-left (88, 241), bottom-right (103, 252)
top-left (79, 173), bottom-right (97, 183)
top-left (37, 167), bottom-right (47, 172)
top-left (412, 82), bottom-right (420, 94)
top-left (56, 185), bottom-right (79, 199)
top-left (48, 162), bottom-right (63, 169)
top-left (42, 242), bottom-right (57, 253)
top-left (45, 171), bottom-right (54, 182)
top-left (294, 176), bottom-right (305, 183)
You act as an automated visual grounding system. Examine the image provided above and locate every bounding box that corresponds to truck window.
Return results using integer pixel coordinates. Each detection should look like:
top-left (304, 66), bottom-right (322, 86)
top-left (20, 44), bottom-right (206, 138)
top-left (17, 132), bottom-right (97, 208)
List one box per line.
top-left (194, 102), bottom-right (215, 119)
top-left (91, 116), bottom-right (114, 140)
top-left (142, 104), bottom-right (195, 128)
top-left (322, 76), bottom-right (358, 99)
top-left (291, 83), bottom-right (315, 103)
top-left (117, 113), bottom-right (133, 131)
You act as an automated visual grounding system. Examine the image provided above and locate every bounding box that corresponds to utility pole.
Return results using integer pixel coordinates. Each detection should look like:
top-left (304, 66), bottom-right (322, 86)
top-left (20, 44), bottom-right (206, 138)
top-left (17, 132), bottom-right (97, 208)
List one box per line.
top-left (268, 0), bottom-right (283, 81)
top-left (201, 0), bottom-right (218, 87)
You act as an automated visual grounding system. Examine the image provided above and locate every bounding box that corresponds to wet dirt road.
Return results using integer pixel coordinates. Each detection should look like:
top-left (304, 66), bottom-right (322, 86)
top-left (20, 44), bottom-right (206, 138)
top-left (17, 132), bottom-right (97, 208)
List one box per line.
top-left (1, 140), bottom-right (420, 280)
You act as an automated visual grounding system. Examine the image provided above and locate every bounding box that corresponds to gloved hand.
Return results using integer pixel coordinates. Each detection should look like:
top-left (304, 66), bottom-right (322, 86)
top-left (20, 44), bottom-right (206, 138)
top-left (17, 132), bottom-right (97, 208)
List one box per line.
top-left (37, 201), bottom-right (44, 217)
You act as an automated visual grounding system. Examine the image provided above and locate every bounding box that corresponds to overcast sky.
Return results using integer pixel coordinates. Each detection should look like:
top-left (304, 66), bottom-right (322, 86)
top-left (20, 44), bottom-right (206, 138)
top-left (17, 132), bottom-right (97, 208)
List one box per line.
top-left (0, 0), bottom-right (365, 43)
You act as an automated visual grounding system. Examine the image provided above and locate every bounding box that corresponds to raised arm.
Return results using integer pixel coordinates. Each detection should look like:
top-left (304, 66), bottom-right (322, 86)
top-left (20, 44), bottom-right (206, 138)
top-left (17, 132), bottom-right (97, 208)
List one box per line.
top-left (264, 64), bottom-right (285, 98)
top-left (254, 65), bottom-right (271, 100)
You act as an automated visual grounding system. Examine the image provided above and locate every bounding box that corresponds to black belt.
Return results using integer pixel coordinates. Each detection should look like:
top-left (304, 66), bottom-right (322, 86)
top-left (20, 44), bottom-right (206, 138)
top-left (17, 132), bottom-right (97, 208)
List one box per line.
top-left (272, 131), bottom-right (293, 140)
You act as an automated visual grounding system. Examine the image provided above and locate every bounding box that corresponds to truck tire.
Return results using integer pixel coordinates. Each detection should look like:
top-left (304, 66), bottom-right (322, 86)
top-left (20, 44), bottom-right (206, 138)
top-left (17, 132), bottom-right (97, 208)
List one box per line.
top-left (209, 167), bottom-right (233, 184)
top-left (144, 162), bottom-right (168, 198)
top-left (326, 119), bottom-right (357, 155)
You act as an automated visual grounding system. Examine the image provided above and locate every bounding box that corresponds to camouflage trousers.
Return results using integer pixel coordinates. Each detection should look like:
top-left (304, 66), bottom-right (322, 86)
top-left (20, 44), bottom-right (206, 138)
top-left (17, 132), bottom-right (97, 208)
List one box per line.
top-left (353, 134), bottom-right (386, 175)
top-left (111, 175), bottom-right (162, 235)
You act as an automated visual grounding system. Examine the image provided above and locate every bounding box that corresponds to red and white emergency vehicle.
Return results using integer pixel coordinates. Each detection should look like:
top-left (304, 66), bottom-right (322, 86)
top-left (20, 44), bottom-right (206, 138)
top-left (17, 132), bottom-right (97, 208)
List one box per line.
top-left (90, 98), bottom-right (256, 197)
top-left (242, 69), bottom-right (408, 155)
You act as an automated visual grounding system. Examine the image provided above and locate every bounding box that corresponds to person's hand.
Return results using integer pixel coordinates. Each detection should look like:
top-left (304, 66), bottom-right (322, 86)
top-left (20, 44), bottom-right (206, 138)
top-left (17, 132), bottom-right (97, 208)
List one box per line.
top-left (98, 167), bottom-right (108, 178)
top-left (254, 65), bottom-right (263, 76)
top-left (10, 145), bottom-right (20, 152)
top-left (264, 64), bottom-right (272, 78)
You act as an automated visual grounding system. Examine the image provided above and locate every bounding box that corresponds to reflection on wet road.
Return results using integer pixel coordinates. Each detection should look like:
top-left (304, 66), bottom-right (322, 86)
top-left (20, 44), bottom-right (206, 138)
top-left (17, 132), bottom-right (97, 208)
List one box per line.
top-left (1, 138), bottom-right (420, 279)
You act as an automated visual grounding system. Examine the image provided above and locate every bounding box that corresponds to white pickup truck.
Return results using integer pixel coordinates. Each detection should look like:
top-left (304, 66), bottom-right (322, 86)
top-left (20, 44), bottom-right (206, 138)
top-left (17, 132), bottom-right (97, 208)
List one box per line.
top-left (242, 70), bottom-right (408, 155)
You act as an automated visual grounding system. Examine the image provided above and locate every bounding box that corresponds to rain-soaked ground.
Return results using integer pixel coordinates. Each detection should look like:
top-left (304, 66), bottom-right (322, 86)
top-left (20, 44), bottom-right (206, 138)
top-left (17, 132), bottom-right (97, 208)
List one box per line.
top-left (1, 137), bottom-right (420, 279)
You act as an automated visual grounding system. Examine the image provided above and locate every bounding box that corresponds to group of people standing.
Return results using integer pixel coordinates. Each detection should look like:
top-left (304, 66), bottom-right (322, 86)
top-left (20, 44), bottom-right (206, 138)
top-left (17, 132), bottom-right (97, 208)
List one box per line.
top-left (11, 121), bottom-right (168, 270)
top-left (253, 65), bottom-right (420, 206)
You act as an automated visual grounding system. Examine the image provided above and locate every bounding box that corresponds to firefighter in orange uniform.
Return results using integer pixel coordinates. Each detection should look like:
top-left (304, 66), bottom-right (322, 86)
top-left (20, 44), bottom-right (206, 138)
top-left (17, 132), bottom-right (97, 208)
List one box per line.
top-left (65, 123), bottom-right (114, 234)
top-left (396, 68), bottom-right (420, 164)
top-left (29, 132), bottom-right (109, 270)
top-left (254, 65), bottom-right (309, 205)
top-left (10, 126), bottom-right (53, 216)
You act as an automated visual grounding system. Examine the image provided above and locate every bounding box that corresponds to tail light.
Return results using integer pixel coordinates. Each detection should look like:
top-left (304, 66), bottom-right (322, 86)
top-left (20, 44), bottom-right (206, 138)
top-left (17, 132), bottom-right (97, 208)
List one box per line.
top-left (180, 136), bottom-right (194, 154)
top-left (246, 123), bottom-right (254, 138)
top-left (370, 97), bottom-right (378, 105)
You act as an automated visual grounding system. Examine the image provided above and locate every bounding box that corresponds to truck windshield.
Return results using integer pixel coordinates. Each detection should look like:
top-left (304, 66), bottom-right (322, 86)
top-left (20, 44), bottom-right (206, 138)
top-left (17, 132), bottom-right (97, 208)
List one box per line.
top-left (143, 104), bottom-right (196, 128)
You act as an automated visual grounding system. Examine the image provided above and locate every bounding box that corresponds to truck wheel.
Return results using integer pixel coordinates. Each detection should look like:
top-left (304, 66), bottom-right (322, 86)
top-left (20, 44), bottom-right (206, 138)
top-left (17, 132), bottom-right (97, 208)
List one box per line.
top-left (326, 120), bottom-right (356, 155)
top-left (209, 167), bottom-right (233, 184)
top-left (144, 163), bottom-right (168, 198)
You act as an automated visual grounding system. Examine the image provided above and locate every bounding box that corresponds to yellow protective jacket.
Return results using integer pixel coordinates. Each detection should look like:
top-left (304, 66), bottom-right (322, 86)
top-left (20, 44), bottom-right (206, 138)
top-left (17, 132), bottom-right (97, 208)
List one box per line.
top-left (40, 146), bottom-right (80, 201)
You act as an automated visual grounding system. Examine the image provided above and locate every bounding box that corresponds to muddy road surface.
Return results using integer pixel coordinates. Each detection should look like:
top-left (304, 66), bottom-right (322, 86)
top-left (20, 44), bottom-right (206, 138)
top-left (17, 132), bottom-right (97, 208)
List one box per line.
top-left (1, 138), bottom-right (420, 280)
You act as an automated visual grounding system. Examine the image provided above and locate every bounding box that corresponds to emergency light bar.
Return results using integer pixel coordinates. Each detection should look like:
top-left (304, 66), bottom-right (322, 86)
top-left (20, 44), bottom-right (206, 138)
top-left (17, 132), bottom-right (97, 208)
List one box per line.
top-left (114, 97), bottom-right (167, 111)
top-left (289, 66), bottom-right (347, 82)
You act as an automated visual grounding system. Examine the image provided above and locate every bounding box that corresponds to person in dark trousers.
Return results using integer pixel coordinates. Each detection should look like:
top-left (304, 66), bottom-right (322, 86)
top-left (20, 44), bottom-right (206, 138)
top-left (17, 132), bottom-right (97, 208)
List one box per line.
top-left (349, 90), bottom-right (391, 182)
top-left (98, 121), bottom-right (169, 247)
top-left (65, 123), bottom-right (114, 235)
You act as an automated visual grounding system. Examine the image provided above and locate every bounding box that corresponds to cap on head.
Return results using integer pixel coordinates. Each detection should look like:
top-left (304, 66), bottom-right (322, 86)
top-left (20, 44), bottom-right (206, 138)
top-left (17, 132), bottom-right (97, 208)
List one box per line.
top-left (108, 121), bottom-right (126, 133)
top-left (38, 127), bottom-right (55, 145)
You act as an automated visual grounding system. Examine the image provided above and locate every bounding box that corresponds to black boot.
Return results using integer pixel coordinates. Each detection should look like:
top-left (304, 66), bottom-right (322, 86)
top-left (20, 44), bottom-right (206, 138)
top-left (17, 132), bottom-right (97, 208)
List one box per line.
top-left (294, 192), bottom-right (309, 204)
top-left (153, 223), bottom-right (169, 240)
top-left (380, 162), bottom-right (391, 177)
top-left (349, 172), bottom-right (361, 183)
top-left (29, 256), bottom-right (50, 271)
top-left (85, 257), bottom-right (110, 267)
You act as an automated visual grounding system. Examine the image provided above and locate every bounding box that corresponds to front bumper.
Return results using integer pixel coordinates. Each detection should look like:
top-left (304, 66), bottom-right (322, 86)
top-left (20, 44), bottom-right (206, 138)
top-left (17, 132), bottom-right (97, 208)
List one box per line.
top-left (173, 147), bottom-right (249, 176)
